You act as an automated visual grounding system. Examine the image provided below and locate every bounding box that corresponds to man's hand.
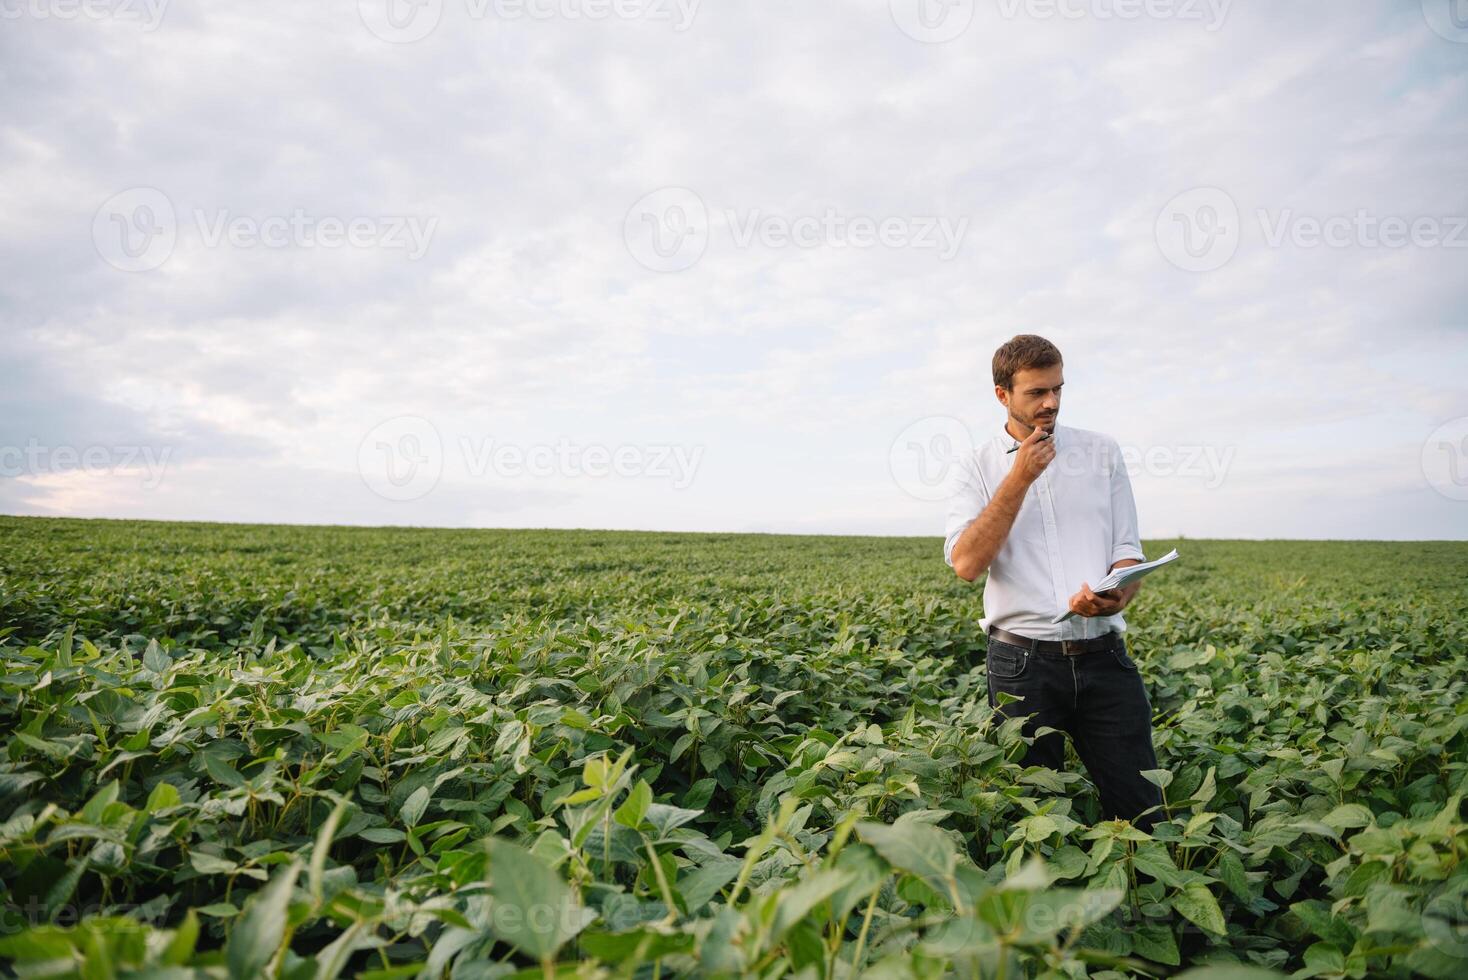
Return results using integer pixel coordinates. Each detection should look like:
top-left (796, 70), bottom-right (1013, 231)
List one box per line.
top-left (1068, 558), bottom-right (1144, 617)
top-left (1012, 425), bottom-right (1056, 484)
top-left (1068, 581), bottom-right (1128, 618)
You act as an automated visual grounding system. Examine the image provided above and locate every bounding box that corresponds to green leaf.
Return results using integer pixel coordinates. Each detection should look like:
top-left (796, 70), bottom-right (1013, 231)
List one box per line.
top-left (677, 858), bottom-right (742, 913)
top-left (145, 780), bottom-right (181, 813)
top-left (485, 837), bottom-right (593, 961)
top-left (1364, 882), bottom-right (1421, 936)
top-left (1140, 768), bottom-right (1174, 791)
top-left (828, 844), bottom-right (890, 922)
top-left (163, 910), bottom-right (200, 966)
top-left (1322, 803), bottom-right (1374, 834)
top-left (203, 753), bottom-right (246, 789)
top-left (1132, 922), bottom-right (1180, 965)
top-left (613, 780), bottom-right (651, 829)
top-left (769, 868), bottom-right (854, 942)
top-left (358, 827), bottom-right (406, 844)
top-left (1132, 843), bottom-right (1183, 887)
top-left (190, 851), bottom-right (238, 875)
top-left (143, 640), bottom-right (172, 674)
top-left (856, 814), bottom-right (961, 897)
top-left (1303, 941), bottom-right (1345, 974)
top-left (1172, 882), bottom-right (1227, 936)
top-left (1216, 850), bottom-right (1250, 901)
top-left (400, 786), bottom-right (430, 828)
top-left (310, 797), bottom-right (350, 906)
top-left (226, 860), bottom-right (301, 980)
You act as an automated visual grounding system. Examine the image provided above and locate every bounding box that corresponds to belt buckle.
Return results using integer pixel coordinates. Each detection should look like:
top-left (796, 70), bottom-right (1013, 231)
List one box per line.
top-left (1060, 638), bottom-right (1084, 656)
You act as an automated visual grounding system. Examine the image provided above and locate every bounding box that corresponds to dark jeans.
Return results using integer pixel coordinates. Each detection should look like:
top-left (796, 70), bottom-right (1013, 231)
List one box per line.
top-left (985, 633), bottom-right (1164, 832)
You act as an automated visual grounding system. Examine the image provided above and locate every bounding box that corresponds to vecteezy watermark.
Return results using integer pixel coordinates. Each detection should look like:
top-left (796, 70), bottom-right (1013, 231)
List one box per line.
top-left (889, 416), bottom-right (1236, 501)
top-left (1422, 875), bottom-right (1468, 960)
top-left (356, 0), bottom-right (699, 43)
top-left (1154, 187), bottom-right (1240, 273)
top-left (0, 439), bottom-right (173, 490)
top-left (358, 416), bottom-right (444, 502)
top-left (725, 209), bottom-right (968, 260)
top-left (356, 416), bottom-right (705, 501)
top-left (623, 187), bottom-right (709, 273)
top-left (1421, 0), bottom-right (1468, 43)
top-left (1156, 186), bottom-right (1467, 272)
top-left (1422, 416), bottom-right (1468, 502)
top-left (624, 187), bottom-right (970, 272)
top-left (92, 187), bottom-right (439, 273)
top-left (93, 187), bottom-right (177, 273)
top-left (0, 896), bottom-right (175, 932)
top-left (460, 437), bottom-right (702, 488)
top-left (889, 0), bottom-right (1230, 43)
top-left (890, 416), bottom-right (977, 501)
top-left (0, 0), bottom-right (169, 30)
top-left (1257, 209), bottom-right (1468, 250)
top-left (993, 0), bottom-right (1231, 29)
top-left (889, 0), bottom-right (975, 43)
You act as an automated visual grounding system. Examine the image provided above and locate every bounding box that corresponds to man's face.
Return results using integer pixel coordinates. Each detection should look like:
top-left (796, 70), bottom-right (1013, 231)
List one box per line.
top-left (997, 364), bottom-right (1063, 433)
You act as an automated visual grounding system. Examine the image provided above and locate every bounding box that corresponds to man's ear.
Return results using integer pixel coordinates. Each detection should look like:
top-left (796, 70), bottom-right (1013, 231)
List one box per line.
top-left (994, 385), bottom-right (1009, 407)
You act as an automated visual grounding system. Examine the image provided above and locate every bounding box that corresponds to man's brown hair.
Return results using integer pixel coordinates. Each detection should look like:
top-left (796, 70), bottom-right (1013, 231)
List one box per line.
top-left (992, 334), bottom-right (1063, 390)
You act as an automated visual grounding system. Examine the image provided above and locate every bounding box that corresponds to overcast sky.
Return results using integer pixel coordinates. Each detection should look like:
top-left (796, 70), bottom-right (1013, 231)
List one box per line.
top-left (3, 0), bottom-right (1466, 540)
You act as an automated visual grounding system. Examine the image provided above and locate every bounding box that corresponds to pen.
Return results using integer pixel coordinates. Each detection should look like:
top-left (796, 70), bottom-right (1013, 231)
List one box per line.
top-left (1005, 431), bottom-right (1050, 454)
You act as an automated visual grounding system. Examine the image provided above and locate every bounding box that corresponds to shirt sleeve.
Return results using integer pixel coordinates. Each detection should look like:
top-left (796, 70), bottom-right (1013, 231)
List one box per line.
top-left (943, 453), bottom-right (990, 568)
top-left (1108, 438), bottom-right (1145, 566)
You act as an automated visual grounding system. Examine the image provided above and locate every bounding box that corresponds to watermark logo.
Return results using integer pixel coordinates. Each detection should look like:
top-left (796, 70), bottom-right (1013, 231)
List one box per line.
top-left (191, 209), bottom-right (438, 258)
top-left (624, 187), bottom-right (709, 272)
top-left (890, 416), bottom-right (977, 501)
top-left (356, 0), bottom-right (699, 42)
top-left (1421, 0), bottom-right (1468, 43)
top-left (93, 187), bottom-right (177, 273)
top-left (1422, 876), bottom-right (1468, 960)
top-left (356, 419), bottom-right (705, 501)
top-left (1422, 416), bottom-right (1468, 502)
top-left (358, 0), bottom-right (443, 43)
top-left (726, 208), bottom-right (968, 260)
top-left (890, 0), bottom-right (974, 43)
top-left (1257, 209), bottom-right (1467, 250)
top-left (358, 415), bottom-right (443, 501)
top-left (1155, 186), bottom-right (1239, 272)
top-left (1157, 186), bottom-right (1466, 272)
top-left (0, 0), bottom-right (170, 30)
top-left (0, 439), bottom-right (173, 490)
top-left (993, 0), bottom-right (1230, 30)
top-left (889, 418), bottom-right (1237, 500)
top-left (625, 187), bottom-right (970, 271)
top-left (460, 437), bottom-right (702, 488)
top-left (92, 188), bottom-right (439, 272)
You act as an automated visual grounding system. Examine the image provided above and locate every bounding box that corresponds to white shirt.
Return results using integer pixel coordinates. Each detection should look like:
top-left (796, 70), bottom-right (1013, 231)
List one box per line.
top-left (943, 422), bottom-right (1146, 640)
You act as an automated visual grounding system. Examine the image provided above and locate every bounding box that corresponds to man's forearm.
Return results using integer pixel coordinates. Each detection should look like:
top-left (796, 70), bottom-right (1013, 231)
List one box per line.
top-left (950, 472), bottom-right (1032, 582)
top-left (1108, 558), bottom-right (1142, 606)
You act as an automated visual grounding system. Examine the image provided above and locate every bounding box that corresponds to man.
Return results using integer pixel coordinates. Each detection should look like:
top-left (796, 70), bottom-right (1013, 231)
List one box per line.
top-left (943, 334), bottom-right (1164, 832)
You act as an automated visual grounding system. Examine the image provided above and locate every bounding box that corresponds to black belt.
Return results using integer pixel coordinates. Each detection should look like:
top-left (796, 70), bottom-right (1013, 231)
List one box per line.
top-left (987, 625), bottom-right (1123, 657)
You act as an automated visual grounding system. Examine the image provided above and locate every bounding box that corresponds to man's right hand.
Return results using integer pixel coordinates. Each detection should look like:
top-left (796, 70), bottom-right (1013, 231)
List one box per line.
top-left (1011, 425), bottom-right (1056, 483)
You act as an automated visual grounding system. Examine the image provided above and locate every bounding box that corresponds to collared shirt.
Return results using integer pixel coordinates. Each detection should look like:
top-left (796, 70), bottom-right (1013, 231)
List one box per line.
top-left (943, 422), bottom-right (1145, 640)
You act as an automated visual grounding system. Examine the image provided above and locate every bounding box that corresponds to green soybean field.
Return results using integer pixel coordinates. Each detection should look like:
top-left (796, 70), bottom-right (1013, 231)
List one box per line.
top-left (0, 515), bottom-right (1465, 979)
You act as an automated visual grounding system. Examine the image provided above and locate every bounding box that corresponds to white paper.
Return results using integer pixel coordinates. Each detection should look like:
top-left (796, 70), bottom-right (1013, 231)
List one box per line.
top-left (1050, 548), bottom-right (1180, 624)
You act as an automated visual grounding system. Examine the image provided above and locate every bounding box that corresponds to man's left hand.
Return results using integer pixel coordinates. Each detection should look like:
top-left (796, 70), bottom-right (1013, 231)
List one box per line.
top-left (1068, 581), bottom-right (1132, 618)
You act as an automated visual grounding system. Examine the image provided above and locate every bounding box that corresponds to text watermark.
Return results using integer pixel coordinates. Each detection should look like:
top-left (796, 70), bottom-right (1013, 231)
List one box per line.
top-left (624, 187), bottom-right (969, 272)
top-left (889, 416), bottom-right (1235, 501)
top-left (358, 416), bottom-right (704, 501)
top-left (1156, 186), bottom-right (1467, 272)
top-left (93, 187), bottom-right (439, 273)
